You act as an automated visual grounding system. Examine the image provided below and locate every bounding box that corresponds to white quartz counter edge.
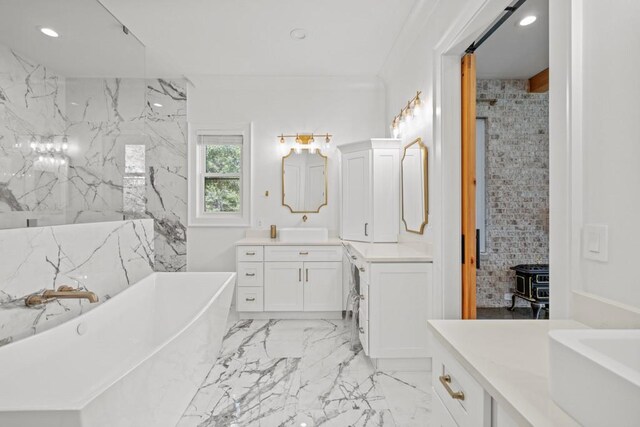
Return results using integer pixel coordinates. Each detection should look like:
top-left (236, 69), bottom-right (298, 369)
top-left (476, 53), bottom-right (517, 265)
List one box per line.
top-left (235, 237), bottom-right (344, 246)
top-left (345, 241), bottom-right (433, 263)
top-left (428, 320), bottom-right (586, 427)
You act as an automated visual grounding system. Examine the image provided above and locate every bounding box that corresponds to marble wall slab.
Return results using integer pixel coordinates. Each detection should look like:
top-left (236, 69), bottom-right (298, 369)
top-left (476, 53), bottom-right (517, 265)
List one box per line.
top-left (0, 42), bottom-right (188, 271)
top-left (0, 219), bottom-right (154, 346)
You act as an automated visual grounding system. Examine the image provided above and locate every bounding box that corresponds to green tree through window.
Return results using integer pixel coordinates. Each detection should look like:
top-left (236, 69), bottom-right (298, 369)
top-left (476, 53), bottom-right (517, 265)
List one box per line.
top-left (203, 143), bottom-right (242, 213)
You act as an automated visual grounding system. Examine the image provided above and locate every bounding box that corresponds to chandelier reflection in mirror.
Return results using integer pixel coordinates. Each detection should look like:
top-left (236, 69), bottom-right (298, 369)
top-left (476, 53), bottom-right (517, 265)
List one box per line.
top-left (28, 134), bottom-right (70, 171)
top-left (277, 132), bottom-right (333, 156)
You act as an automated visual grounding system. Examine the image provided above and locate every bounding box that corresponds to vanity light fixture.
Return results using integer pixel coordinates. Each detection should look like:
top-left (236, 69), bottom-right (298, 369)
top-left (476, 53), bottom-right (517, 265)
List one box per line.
top-left (278, 133), bottom-right (333, 155)
top-left (390, 91), bottom-right (423, 138)
top-left (26, 134), bottom-right (70, 170)
top-left (39, 27), bottom-right (59, 38)
top-left (519, 15), bottom-right (537, 26)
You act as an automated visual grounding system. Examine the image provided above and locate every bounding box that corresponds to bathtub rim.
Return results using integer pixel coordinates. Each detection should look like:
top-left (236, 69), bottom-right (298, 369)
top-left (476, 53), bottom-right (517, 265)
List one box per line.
top-left (0, 271), bottom-right (236, 412)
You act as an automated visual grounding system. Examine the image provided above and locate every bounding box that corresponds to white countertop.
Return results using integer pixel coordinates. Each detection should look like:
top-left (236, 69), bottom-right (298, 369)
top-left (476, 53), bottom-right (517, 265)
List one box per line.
top-left (428, 320), bottom-right (586, 427)
top-left (235, 237), bottom-right (344, 246)
top-left (345, 241), bottom-right (433, 262)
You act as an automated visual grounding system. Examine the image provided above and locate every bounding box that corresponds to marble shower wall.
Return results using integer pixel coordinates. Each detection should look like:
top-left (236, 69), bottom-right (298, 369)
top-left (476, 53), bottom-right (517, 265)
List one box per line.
top-left (0, 219), bottom-right (154, 346)
top-left (0, 46), bottom-right (68, 226)
top-left (0, 43), bottom-right (188, 271)
top-left (65, 77), bottom-right (188, 272)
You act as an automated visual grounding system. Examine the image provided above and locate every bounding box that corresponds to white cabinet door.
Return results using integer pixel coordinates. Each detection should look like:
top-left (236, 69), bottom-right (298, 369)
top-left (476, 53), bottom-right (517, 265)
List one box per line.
top-left (433, 390), bottom-right (459, 427)
top-left (303, 262), bottom-right (343, 311)
top-left (372, 148), bottom-right (399, 242)
top-left (369, 262), bottom-right (431, 358)
top-left (341, 150), bottom-right (371, 242)
top-left (264, 262), bottom-right (303, 311)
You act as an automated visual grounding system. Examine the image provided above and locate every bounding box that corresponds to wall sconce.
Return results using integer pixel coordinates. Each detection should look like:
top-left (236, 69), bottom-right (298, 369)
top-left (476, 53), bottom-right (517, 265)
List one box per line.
top-left (278, 133), bottom-right (333, 155)
top-left (391, 91), bottom-right (423, 138)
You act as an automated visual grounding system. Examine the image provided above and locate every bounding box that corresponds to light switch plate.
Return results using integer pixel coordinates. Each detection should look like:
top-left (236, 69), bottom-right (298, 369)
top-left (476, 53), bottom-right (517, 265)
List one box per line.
top-left (582, 224), bottom-right (608, 262)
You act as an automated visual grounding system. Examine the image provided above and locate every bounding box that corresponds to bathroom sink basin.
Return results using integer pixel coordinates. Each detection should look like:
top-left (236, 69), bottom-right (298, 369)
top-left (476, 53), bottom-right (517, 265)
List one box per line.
top-left (278, 227), bottom-right (329, 243)
top-left (549, 329), bottom-right (640, 427)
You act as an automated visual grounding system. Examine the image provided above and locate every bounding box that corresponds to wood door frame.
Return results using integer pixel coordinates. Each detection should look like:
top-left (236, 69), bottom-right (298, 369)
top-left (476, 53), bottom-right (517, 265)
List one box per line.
top-left (461, 53), bottom-right (477, 319)
top-left (431, 0), bottom-right (512, 320)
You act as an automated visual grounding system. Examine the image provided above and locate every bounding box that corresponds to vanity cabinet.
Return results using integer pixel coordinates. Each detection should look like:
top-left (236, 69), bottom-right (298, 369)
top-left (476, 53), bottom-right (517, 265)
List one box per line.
top-left (338, 139), bottom-right (400, 243)
top-left (358, 261), bottom-right (431, 359)
top-left (236, 244), bottom-right (343, 315)
top-left (432, 337), bottom-right (519, 427)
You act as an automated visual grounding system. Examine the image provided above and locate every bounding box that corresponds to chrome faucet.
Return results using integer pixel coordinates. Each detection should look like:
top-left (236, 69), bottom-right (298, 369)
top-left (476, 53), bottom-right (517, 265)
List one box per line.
top-left (25, 285), bottom-right (99, 307)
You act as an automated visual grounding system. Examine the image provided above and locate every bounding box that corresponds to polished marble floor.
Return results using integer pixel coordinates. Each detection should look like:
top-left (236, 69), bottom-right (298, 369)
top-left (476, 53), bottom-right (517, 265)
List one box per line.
top-left (177, 319), bottom-right (431, 427)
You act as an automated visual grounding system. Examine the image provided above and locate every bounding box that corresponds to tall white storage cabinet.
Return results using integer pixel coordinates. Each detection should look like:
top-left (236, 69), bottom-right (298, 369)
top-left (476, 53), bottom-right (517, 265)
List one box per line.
top-left (338, 139), bottom-right (401, 243)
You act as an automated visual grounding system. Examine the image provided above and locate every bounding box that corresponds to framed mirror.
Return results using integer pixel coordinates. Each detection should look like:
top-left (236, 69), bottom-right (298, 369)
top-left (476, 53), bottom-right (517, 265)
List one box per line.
top-left (401, 138), bottom-right (428, 234)
top-left (282, 149), bottom-right (328, 213)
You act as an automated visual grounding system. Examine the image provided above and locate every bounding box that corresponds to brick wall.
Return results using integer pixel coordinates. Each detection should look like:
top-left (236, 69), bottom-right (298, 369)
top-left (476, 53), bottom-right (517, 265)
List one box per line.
top-left (476, 79), bottom-right (549, 308)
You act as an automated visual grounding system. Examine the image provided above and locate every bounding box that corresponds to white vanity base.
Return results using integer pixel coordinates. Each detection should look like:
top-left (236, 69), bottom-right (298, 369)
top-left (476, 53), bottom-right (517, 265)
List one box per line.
top-left (238, 311), bottom-right (343, 320)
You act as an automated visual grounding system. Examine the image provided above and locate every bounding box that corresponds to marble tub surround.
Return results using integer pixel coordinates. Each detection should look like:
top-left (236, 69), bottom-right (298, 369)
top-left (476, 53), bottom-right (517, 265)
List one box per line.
top-left (178, 318), bottom-right (431, 426)
top-left (0, 219), bottom-right (154, 346)
top-left (428, 320), bottom-right (586, 426)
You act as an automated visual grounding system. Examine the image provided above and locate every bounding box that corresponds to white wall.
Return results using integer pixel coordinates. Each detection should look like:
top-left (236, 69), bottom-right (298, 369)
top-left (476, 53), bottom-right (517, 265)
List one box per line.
top-left (551, 0), bottom-right (640, 327)
top-left (380, 0), bottom-right (511, 319)
top-left (186, 76), bottom-right (385, 272)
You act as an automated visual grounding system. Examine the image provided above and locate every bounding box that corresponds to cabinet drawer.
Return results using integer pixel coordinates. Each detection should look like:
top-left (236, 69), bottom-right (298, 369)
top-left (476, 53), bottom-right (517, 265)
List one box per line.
top-left (265, 246), bottom-right (342, 262)
top-left (237, 287), bottom-right (264, 312)
top-left (237, 262), bottom-right (264, 287)
top-left (433, 342), bottom-right (490, 427)
top-left (237, 246), bottom-right (264, 262)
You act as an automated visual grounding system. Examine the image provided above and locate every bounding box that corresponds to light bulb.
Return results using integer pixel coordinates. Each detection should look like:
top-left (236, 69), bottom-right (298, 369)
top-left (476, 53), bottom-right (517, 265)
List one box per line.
top-left (392, 126), bottom-right (400, 138)
top-left (279, 142), bottom-right (290, 156)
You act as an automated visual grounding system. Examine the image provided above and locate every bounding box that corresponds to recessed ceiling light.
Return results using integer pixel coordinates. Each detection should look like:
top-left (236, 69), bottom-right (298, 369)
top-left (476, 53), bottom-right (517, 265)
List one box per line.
top-left (519, 15), bottom-right (537, 26)
top-left (290, 28), bottom-right (307, 41)
top-left (39, 27), bottom-right (59, 38)
top-left (153, 102), bottom-right (163, 107)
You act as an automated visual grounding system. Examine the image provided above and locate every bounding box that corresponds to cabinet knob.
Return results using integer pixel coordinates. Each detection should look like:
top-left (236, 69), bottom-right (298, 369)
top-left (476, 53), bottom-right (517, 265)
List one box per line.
top-left (359, 267), bottom-right (365, 272)
top-left (245, 273), bottom-right (255, 277)
top-left (299, 251), bottom-right (309, 255)
top-left (245, 297), bottom-right (256, 302)
top-left (359, 327), bottom-right (365, 334)
top-left (246, 252), bottom-right (256, 256)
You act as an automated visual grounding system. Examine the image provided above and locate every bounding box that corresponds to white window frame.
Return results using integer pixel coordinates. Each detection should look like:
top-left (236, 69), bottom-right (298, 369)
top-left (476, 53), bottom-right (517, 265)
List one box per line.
top-left (188, 122), bottom-right (252, 227)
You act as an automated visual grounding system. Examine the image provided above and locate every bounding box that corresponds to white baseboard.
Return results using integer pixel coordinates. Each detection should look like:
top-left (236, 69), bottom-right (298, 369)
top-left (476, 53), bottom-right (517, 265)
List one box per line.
top-left (371, 357), bottom-right (432, 372)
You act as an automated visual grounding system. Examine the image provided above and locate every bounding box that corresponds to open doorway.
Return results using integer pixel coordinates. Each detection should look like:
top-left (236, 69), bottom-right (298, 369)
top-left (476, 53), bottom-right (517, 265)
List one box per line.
top-left (461, 0), bottom-right (550, 319)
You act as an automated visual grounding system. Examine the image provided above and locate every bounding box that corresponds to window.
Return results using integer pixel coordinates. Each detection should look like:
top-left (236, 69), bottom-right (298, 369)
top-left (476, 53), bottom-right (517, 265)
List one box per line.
top-left (189, 124), bottom-right (251, 226)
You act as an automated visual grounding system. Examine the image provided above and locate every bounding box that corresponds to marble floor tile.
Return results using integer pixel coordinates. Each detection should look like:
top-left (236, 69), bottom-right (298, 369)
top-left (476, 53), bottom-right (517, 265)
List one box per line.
top-left (177, 318), bottom-right (431, 427)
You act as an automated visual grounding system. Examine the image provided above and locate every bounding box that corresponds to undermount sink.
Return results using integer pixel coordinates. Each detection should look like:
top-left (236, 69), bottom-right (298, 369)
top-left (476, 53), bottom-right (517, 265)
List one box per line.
top-left (549, 329), bottom-right (640, 426)
top-left (278, 227), bottom-right (329, 243)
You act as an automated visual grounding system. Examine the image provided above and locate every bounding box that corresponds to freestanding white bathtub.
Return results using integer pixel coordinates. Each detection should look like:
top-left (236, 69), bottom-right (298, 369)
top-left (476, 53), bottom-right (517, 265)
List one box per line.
top-left (0, 272), bottom-right (236, 427)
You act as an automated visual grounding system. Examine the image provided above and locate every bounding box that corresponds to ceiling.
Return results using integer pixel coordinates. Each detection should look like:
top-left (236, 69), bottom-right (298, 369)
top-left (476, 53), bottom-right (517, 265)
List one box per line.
top-left (0, 0), bottom-right (145, 78)
top-left (98, 0), bottom-right (420, 77)
top-left (475, 0), bottom-right (549, 79)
